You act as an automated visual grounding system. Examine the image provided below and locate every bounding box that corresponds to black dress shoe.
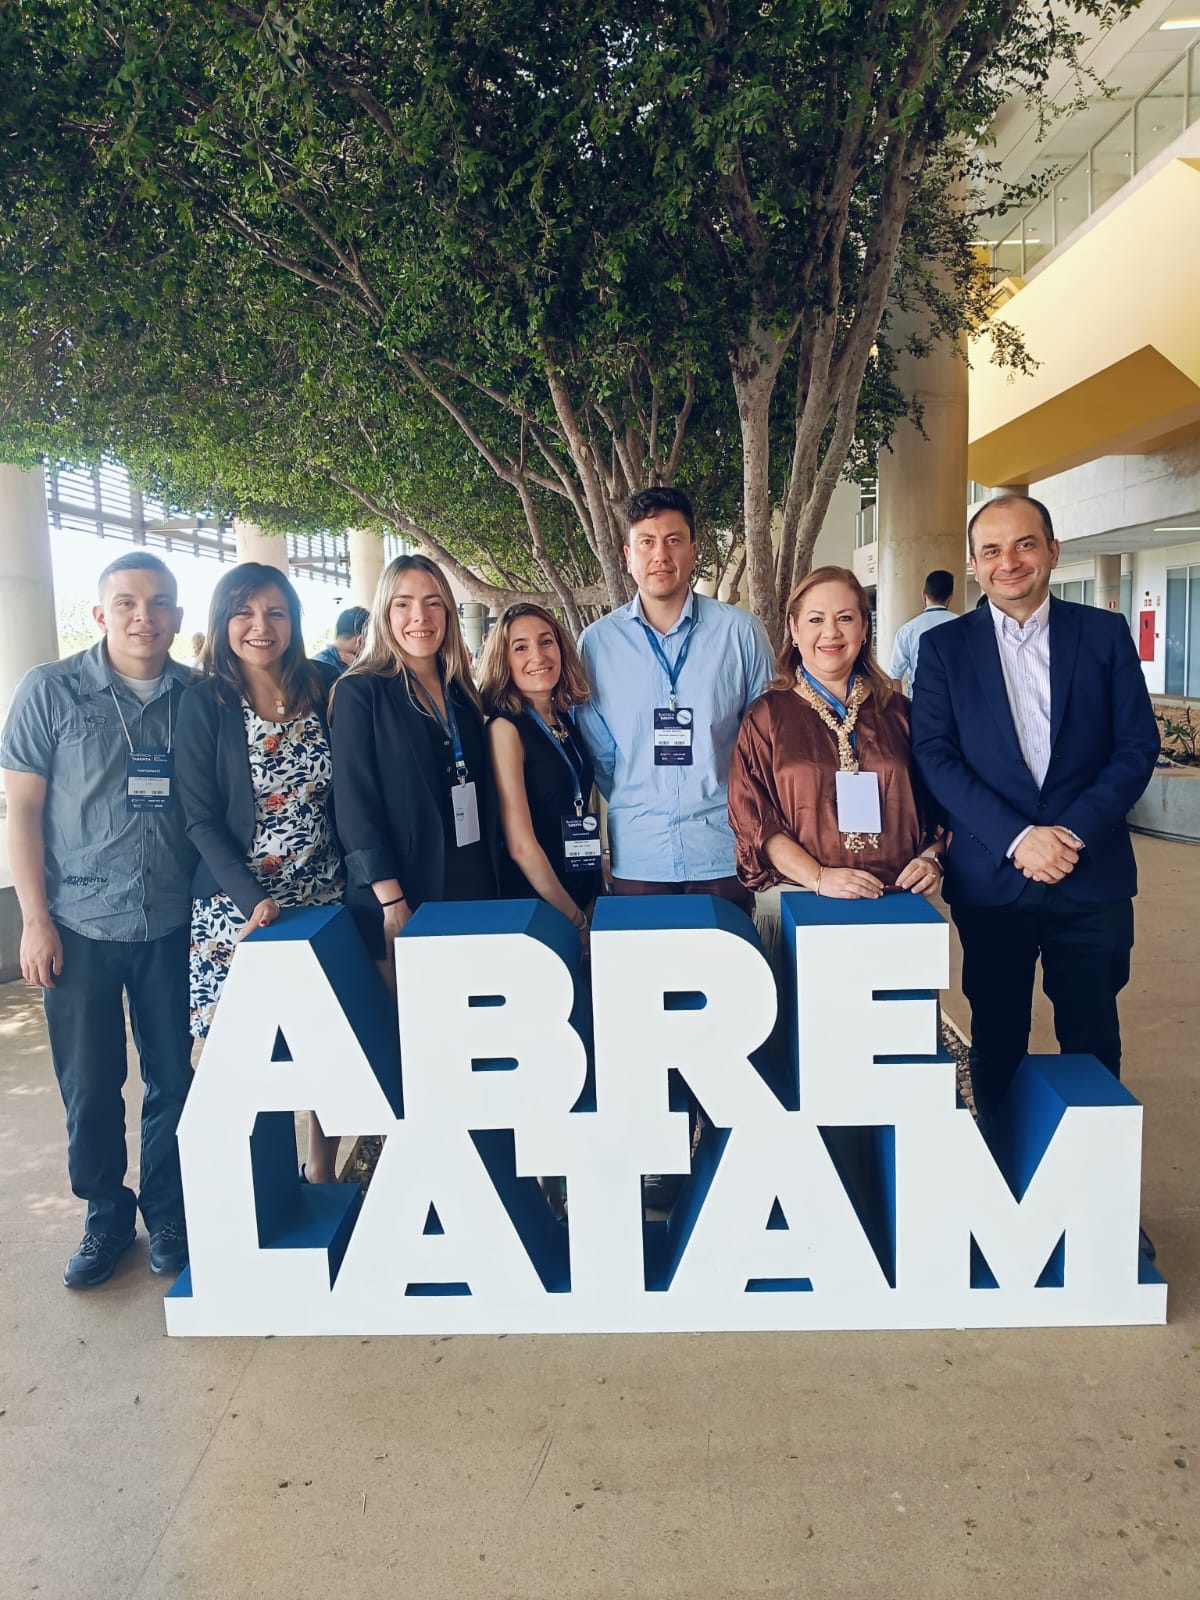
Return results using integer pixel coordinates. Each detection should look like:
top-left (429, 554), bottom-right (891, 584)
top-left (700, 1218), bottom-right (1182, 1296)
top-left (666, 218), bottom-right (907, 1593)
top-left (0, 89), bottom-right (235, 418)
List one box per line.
top-left (148, 1221), bottom-right (189, 1276)
top-left (63, 1230), bottom-right (136, 1289)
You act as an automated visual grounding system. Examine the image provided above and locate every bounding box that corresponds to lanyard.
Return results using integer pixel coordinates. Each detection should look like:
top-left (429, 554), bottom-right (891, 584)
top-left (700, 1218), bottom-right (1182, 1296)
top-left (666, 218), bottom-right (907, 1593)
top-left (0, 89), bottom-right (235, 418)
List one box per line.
top-left (411, 674), bottom-right (468, 784)
top-left (525, 708), bottom-right (584, 815)
top-left (800, 668), bottom-right (858, 754)
top-left (109, 683), bottom-right (172, 755)
top-left (636, 612), bottom-right (696, 711)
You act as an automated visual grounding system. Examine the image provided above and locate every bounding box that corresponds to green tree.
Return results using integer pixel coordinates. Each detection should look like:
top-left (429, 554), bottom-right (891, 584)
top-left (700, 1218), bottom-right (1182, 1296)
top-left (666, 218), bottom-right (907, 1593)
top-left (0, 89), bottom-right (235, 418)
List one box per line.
top-left (0, 0), bottom-right (1134, 639)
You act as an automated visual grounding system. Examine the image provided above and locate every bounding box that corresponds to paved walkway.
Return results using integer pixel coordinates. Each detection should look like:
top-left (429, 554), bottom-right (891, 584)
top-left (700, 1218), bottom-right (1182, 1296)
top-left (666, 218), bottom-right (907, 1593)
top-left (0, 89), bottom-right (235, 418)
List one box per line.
top-left (1, 836), bottom-right (1196, 1599)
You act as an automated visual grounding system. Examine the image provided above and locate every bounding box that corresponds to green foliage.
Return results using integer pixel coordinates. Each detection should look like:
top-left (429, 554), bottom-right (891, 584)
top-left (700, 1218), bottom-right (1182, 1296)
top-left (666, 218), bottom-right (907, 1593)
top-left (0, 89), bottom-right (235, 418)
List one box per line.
top-left (0, 0), bottom-right (1141, 633)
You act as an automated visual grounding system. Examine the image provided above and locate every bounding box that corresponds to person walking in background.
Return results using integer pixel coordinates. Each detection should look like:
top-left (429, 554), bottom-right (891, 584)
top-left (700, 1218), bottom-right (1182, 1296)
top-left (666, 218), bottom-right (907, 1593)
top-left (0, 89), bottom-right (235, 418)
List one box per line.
top-left (911, 497), bottom-right (1159, 1192)
top-left (575, 487), bottom-right (773, 912)
top-left (889, 569), bottom-right (955, 696)
top-left (175, 563), bottom-right (344, 1183)
top-left (2, 553), bottom-right (196, 1287)
top-left (330, 555), bottom-right (499, 974)
top-left (478, 603), bottom-right (602, 944)
top-left (313, 605), bottom-right (370, 673)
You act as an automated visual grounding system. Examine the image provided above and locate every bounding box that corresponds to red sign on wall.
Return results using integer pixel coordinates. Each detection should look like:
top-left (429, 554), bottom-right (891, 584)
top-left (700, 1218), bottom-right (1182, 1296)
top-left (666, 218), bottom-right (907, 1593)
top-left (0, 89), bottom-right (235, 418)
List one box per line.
top-left (1138, 611), bottom-right (1156, 663)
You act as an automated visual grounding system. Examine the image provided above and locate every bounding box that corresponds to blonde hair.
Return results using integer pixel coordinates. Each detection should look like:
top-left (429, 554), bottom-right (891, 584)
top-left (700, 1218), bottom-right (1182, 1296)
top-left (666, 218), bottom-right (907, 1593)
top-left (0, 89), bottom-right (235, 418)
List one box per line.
top-left (771, 565), bottom-right (894, 709)
top-left (478, 604), bottom-right (591, 718)
top-left (338, 554), bottom-right (480, 712)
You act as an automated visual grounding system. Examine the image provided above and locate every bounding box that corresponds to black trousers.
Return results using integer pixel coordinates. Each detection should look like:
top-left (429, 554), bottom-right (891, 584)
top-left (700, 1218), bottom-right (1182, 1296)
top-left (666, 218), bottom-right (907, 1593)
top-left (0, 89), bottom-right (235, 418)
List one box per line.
top-left (951, 883), bottom-right (1134, 1132)
top-left (43, 924), bottom-right (193, 1237)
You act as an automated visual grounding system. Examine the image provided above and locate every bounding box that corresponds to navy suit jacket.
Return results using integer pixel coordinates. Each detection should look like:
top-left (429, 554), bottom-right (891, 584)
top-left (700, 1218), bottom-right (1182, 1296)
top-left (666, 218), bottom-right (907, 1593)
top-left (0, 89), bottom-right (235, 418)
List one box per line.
top-left (910, 598), bottom-right (1159, 909)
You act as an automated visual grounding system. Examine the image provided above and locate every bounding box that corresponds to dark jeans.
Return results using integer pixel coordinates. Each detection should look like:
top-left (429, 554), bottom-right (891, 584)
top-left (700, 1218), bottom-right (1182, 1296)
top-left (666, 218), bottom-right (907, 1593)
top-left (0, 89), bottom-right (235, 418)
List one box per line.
top-left (952, 883), bottom-right (1134, 1132)
top-left (43, 923), bottom-right (193, 1237)
top-left (611, 874), bottom-right (753, 915)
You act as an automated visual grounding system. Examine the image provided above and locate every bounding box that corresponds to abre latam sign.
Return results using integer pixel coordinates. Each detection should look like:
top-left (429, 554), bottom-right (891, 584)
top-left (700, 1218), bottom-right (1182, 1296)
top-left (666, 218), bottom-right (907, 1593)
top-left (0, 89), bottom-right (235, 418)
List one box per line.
top-left (165, 896), bottom-right (1166, 1336)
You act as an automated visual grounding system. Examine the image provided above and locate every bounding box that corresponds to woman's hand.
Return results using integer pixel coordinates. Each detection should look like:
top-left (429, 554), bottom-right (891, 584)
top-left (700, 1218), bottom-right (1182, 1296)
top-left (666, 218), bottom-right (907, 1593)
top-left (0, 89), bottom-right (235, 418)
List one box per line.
top-left (816, 868), bottom-right (884, 900)
top-left (237, 896), bottom-right (281, 940)
top-left (381, 898), bottom-right (413, 945)
top-left (894, 855), bottom-right (943, 897)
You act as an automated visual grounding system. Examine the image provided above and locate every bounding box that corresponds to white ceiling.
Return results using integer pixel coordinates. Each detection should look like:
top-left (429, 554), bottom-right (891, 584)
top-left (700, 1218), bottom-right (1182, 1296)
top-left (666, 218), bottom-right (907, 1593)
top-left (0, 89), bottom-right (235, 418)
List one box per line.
top-left (977, 1), bottom-right (1199, 206)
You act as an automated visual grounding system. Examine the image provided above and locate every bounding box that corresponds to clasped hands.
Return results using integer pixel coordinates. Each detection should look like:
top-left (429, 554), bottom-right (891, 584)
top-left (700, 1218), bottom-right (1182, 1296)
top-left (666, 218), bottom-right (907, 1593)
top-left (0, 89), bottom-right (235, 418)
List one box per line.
top-left (817, 855), bottom-right (942, 900)
top-left (1012, 825), bottom-right (1081, 884)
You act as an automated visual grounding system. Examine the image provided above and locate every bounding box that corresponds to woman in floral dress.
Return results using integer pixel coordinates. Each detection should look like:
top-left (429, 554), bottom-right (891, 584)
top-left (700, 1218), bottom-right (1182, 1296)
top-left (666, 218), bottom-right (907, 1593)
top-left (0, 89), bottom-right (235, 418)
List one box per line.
top-left (176, 563), bottom-right (343, 1181)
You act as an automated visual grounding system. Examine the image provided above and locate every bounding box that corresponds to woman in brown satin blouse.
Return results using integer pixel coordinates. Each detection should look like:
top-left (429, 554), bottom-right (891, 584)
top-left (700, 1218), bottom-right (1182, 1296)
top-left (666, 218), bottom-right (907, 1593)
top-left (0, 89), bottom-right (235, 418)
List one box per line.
top-left (729, 566), bottom-right (943, 901)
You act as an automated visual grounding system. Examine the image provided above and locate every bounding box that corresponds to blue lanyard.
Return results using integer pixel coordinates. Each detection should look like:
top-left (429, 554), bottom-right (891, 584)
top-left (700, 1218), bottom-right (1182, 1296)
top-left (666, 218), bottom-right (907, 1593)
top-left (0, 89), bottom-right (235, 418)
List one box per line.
top-left (636, 612), bottom-right (697, 710)
top-left (801, 668), bottom-right (859, 755)
top-left (525, 708), bottom-right (584, 815)
top-left (411, 674), bottom-right (468, 783)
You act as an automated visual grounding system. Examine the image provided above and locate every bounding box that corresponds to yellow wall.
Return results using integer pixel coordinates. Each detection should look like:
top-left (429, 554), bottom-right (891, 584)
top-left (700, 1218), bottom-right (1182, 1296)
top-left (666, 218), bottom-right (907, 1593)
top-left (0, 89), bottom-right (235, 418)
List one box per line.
top-left (969, 156), bottom-right (1200, 485)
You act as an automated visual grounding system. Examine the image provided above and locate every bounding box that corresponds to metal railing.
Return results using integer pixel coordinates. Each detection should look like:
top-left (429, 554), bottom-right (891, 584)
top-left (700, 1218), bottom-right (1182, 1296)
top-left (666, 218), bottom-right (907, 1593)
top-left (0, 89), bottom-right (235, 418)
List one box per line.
top-left (990, 33), bottom-right (1199, 281)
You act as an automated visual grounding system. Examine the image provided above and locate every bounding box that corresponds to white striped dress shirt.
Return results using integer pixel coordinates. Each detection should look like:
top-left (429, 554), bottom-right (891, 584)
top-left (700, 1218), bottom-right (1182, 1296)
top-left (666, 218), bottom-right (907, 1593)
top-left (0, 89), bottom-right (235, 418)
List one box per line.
top-left (991, 594), bottom-right (1052, 786)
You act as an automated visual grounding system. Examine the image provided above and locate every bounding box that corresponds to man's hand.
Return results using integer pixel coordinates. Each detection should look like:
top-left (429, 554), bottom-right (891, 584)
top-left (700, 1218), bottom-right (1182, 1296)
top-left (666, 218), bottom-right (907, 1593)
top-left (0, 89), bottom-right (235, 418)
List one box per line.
top-left (20, 916), bottom-right (63, 989)
top-left (1012, 825), bottom-right (1080, 883)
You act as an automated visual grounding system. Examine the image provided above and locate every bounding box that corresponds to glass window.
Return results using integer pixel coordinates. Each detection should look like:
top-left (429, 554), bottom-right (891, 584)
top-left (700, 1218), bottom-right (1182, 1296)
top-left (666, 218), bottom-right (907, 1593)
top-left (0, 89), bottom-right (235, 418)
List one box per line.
top-left (1022, 200), bottom-right (1053, 270)
top-left (1165, 568), bottom-right (1187, 695)
top-left (1091, 111), bottom-right (1134, 211)
top-left (1189, 568), bottom-right (1200, 700)
top-left (1135, 56), bottom-right (1188, 173)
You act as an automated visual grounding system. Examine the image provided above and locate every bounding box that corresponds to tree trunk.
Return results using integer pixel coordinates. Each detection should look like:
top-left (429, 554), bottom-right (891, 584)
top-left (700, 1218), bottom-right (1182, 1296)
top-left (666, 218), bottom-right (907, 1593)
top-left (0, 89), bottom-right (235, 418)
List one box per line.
top-left (730, 319), bottom-right (794, 646)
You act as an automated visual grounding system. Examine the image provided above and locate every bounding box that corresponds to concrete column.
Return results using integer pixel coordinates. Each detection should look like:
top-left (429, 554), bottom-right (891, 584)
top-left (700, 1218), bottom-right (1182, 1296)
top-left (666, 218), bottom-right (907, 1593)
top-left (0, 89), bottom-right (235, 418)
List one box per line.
top-left (348, 527), bottom-right (386, 608)
top-left (233, 518), bottom-right (289, 574)
top-left (0, 464), bottom-right (59, 726)
top-left (1095, 552), bottom-right (1122, 614)
top-left (460, 602), bottom-right (486, 656)
top-left (875, 321), bottom-right (969, 671)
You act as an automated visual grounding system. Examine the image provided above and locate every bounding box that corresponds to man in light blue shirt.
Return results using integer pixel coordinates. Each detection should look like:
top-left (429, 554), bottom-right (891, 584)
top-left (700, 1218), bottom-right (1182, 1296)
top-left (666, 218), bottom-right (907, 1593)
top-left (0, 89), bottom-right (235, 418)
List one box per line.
top-left (575, 487), bottom-right (773, 909)
top-left (888, 569), bottom-right (955, 695)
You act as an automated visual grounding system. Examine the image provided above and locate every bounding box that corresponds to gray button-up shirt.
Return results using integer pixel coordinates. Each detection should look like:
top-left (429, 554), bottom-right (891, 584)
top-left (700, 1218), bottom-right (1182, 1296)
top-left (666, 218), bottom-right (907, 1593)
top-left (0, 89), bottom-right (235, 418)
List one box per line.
top-left (1, 642), bottom-right (197, 942)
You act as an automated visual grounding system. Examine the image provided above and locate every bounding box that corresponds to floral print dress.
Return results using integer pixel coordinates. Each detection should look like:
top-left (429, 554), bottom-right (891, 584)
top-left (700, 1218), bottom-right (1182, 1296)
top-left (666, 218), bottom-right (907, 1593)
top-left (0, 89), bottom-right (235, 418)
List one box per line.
top-left (189, 702), bottom-right (343, 1037)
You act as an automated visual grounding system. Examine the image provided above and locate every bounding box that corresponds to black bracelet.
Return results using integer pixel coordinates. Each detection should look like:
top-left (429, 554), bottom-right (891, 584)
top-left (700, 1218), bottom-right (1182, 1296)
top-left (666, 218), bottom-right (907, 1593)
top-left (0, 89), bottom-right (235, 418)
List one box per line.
top-left (379, 895), bottom-right (407, 908)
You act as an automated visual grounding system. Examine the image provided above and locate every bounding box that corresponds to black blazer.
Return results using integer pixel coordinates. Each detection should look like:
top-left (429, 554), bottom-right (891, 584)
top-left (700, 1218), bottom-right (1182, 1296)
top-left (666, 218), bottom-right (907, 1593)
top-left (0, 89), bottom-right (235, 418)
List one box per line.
top-left (329, 670), bottom-right (500, 906)
top-left (175, 661), bottom-right (341, 918)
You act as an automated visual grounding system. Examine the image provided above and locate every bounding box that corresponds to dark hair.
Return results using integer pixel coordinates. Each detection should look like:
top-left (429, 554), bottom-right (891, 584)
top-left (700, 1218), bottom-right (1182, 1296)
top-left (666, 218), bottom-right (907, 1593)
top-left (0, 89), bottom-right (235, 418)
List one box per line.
top-left (477, 603), bottom-right (591, 717)
top-left (200, 563), bottom-right (324, 714)
top-left (336, 606), bottom-right (369, 638)
top-left (967, 494), bottom-right (1055, 555)
top-left (97, 551), bottom-right (177, 598)
top-left (624, 486), bottom-right (696, 542)
top-left (924, 570), bottom-right (954, 604)
top-left (770, 565), bottom-right (894, 709)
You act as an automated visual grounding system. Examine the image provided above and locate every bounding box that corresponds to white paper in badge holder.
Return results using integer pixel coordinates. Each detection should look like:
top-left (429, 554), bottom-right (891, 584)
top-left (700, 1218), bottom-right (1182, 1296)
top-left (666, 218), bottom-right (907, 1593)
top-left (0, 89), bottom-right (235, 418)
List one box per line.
top-left (835, 770), bottom-right (882, 835)
top-left (452, 781), bottom-right (481, 847)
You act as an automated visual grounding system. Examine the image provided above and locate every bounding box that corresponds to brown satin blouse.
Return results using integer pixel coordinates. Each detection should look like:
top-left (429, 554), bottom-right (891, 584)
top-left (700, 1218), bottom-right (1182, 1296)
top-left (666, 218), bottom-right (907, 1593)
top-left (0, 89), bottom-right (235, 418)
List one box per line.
top-left (728, 684), bottom-right (933, 892)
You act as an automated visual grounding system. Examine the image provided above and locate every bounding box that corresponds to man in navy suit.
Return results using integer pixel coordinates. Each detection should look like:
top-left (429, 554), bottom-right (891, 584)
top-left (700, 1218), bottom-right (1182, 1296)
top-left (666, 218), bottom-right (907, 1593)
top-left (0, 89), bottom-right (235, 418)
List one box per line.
top-left (911, 495), bottom-right (1160, 1140)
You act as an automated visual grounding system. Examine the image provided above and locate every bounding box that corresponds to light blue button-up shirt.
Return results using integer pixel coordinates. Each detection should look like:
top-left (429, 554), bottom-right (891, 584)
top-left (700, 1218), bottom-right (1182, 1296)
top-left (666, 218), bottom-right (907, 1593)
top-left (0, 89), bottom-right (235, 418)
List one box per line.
top-left (575, 591), bottom-right (774, 882)
top-left (889, 605), bottom-right (954, 695)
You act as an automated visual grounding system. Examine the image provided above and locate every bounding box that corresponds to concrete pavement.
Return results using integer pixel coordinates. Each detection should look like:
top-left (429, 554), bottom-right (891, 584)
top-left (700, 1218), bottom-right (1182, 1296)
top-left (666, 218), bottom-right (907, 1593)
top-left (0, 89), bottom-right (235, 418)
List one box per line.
top-left (0, 835), bottom-right (1196, 1599)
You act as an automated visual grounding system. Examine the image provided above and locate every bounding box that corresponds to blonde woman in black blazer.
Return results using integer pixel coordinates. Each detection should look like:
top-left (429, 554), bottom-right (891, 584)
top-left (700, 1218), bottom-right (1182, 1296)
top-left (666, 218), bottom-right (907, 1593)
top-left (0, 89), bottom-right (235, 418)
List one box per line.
top-left (330, 554), bottom-right (500, 970)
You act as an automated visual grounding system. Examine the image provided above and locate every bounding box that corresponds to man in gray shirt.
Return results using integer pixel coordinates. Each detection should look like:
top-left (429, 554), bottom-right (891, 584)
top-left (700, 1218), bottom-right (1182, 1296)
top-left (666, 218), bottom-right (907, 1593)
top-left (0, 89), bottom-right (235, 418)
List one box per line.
top-left (2, 552), bottom-right (197, 1287)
